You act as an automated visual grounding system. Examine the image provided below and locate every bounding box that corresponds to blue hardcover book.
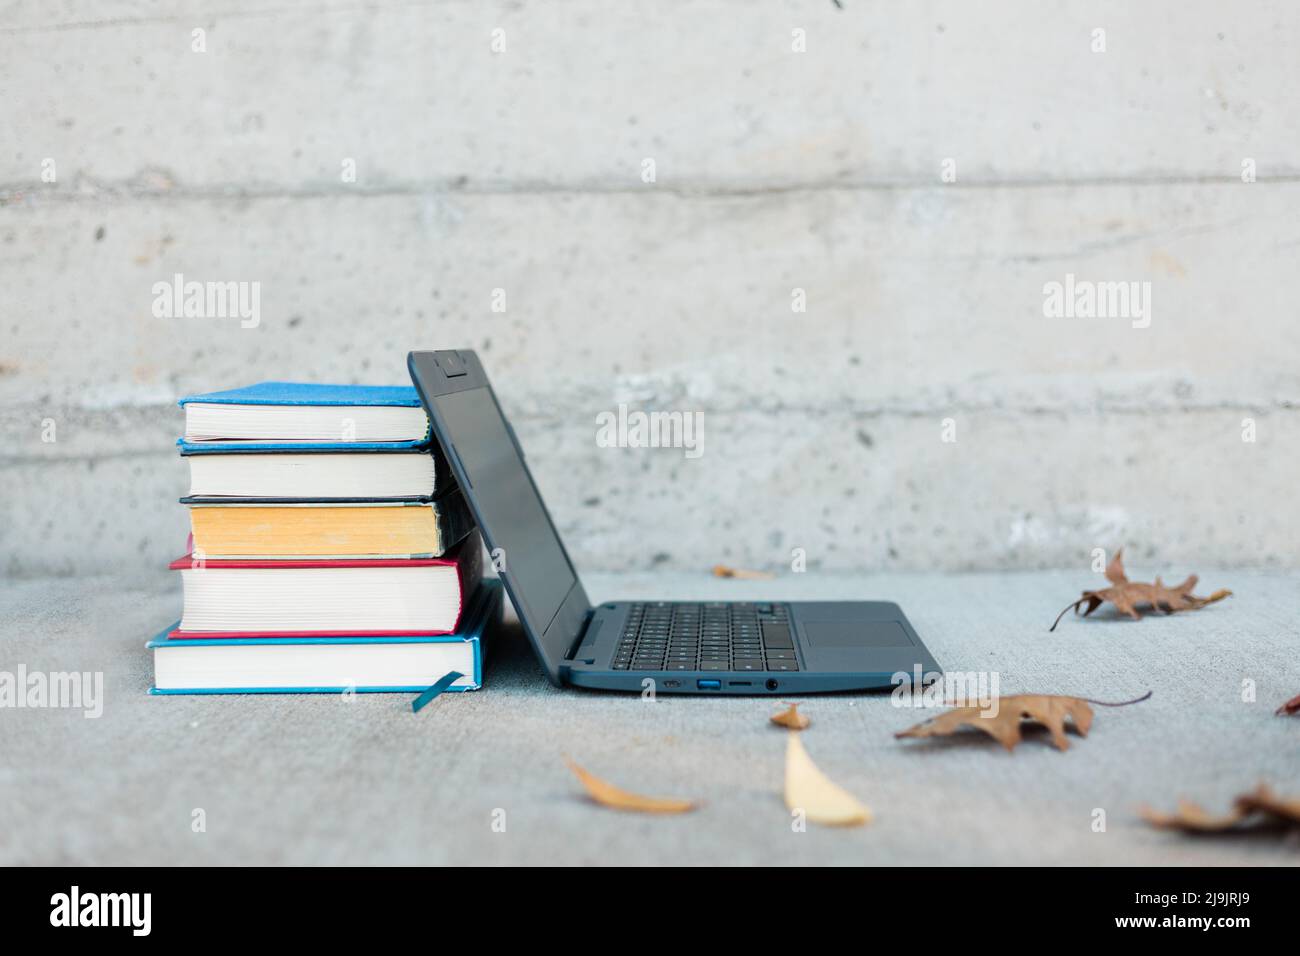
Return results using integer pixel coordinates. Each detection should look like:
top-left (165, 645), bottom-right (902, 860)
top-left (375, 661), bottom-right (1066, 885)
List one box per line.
top-left (177, 382), bottom-right (431, 452)
top-left (148, 581), bottom-right (501, 695)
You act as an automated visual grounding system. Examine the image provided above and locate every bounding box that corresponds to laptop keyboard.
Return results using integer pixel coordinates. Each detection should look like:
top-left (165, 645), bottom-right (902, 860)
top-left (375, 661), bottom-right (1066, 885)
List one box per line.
top-left (612, 602), bottom-right (799, 672)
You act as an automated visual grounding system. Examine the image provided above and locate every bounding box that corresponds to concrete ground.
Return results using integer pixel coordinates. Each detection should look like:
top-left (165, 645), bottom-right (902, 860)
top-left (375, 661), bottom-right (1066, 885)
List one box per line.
top-left (1, 568), bottom-right (1297, 866)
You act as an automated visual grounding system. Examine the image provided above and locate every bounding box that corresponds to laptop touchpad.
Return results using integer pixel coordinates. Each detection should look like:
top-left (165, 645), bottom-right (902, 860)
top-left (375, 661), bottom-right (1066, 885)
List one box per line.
top-left (803, 620), bottom-right (915, 648)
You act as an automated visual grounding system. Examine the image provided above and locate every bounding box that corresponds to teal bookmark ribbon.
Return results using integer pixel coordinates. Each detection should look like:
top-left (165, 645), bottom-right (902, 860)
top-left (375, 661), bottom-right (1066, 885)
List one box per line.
top-left (412, 671), bottom-right (464, 713)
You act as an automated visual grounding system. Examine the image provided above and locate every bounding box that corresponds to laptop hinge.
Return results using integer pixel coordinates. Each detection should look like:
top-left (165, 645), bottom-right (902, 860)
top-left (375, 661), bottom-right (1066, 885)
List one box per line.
top-left (565, 610), bottom-right (597, 663)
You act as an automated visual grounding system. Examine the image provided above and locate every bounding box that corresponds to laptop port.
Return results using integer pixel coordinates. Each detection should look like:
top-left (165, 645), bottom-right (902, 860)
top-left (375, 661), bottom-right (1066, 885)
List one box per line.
top-left (766, 679), bottom-right (779, 691)
top-left (696, 679), bottom-right (721, 691)
top-left (729, 681), bottom-right (752, 687)
top-left (662, 680), bottom-right (681, 688)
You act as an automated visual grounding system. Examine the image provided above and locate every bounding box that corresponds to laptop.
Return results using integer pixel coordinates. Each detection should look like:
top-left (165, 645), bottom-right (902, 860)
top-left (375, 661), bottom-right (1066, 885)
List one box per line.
top-left (408, 350), bottom-right (942, 695)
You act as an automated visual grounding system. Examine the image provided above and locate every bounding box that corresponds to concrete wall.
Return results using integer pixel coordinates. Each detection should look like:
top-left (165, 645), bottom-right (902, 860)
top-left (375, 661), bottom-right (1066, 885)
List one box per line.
top-left (2, 1), bottom-right (1298, 576)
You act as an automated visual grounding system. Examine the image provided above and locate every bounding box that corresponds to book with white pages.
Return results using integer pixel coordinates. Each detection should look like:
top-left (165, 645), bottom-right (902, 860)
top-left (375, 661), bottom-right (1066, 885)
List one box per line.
top-left (177, 381), bottom-right (431, 447)
top-left (148, 580), bottom-right (502, 694)
top-left (183, 451), bottom-right (445, 500)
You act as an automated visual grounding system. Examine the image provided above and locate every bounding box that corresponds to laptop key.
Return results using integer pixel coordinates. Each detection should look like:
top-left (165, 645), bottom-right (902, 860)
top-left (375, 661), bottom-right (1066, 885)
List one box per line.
top-left (733, 659), bottom-right (765, 671)
top-left (766, 649), bottom-right (796, 660)
top-left (767, 661), bottom-right (799, 671)
top-left (761, 623), bottom-right (794, 649)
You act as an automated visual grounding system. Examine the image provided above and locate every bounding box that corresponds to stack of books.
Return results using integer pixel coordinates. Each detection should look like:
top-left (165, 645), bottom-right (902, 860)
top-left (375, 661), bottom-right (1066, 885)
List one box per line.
top-left (148, 382), bottom-right (500, 696)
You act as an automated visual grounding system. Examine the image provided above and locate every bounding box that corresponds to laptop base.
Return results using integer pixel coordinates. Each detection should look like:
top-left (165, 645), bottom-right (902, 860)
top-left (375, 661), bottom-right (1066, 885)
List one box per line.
top-left (565, 599), bottom-right (941, 695)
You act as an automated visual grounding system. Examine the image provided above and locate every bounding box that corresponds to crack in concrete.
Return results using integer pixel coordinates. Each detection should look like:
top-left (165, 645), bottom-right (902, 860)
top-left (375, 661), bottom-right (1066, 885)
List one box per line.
top-left (0, 0), bottom-right (455, 36)
top-left (5, 172), bottom-right (1300, 208)
top-left (2, 397), bottom-right (1297, 419)
top-left (0, 396), bottom-right (1296, 465)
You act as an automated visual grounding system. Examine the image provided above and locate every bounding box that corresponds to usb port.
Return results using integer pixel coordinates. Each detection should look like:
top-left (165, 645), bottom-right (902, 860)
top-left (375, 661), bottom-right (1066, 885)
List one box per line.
top-left (696, 679), bottom-right (721, 691)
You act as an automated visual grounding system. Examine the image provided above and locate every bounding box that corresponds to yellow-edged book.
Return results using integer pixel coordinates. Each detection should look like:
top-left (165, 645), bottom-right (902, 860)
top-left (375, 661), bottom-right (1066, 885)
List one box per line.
top-left (187, 490), bottom-right (474, 559)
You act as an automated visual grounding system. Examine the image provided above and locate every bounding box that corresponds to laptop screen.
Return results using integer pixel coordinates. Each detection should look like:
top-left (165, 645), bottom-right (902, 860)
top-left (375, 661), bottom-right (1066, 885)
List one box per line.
top-left (432, 386), bottom-right (579, 637)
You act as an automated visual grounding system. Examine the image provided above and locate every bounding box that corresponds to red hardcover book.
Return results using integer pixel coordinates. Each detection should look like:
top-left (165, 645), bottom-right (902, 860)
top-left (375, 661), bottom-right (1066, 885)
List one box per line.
top-left (169, 529), bottom-right (482, 637)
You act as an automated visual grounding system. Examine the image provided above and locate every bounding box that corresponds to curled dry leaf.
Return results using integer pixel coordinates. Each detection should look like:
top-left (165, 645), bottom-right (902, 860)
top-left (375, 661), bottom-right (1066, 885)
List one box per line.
top-left (565, 759), bottom-right (698, 814)
top-left (1140, 785), bottom-right (1300, 833)
top-left (1236, 786), bottom-right (1300, 826)
top-left (1138, 800), bottom-right (1247, 832)
top-left (712, 564), bottom-right (776, 580)
top-left (1276, 694), bottom-right (1300, 717)
top-left (894, 692), bottom-right (1151, 752)
top-left (784, 732), bottom-right (871, 827)
top-left (1050, 548), bottom-right (1231, 631)
top-left (770, 702), bottom-right (811, 730)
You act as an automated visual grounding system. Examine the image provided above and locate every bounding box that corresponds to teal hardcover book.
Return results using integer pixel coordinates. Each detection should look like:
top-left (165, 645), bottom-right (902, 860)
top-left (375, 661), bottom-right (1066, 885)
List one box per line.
top-left (148, 581), bottom-right (502, 695)
top-left (178, 381), bottom-right (432, 452)
top-left (179, 381), bottom-right (422, 407)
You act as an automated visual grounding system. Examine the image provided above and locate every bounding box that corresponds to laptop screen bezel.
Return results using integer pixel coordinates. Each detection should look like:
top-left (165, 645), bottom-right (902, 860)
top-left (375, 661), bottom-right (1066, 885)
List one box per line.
top-left (407, 350), bottom-right (590, 686)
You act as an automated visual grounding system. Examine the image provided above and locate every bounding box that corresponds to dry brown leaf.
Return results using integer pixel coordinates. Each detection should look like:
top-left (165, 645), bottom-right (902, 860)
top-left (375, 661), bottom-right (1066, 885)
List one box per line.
top-left (1050, 548), bottom-right (1230, 631)
top-left (770, 702), bottom-right (811, 730)
top-left (895, 694), bottom-right (1093, 751)
top-left (892, 693), bottom-right (1158, 752)
top-left (1235, 786), bottom-right (1300, 826)
top-left (1276, 693), bottom-right (1300, 716)
top-left (783, 732), bottom-right (871, 826)
top-left (1138, 799), bottom-right (1249, 832)
top-left (1140, 785), bottom-right (1300, 833)
top-left (712, 564), bottom-right (775, 580)
top-left (565, 759), bottom-right (698, 814)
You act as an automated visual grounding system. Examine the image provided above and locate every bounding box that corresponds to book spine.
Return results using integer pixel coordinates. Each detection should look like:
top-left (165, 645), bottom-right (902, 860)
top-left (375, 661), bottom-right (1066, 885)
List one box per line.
top-left (430, 440), bottom-right (455, 497)
top-left (432, 487), bottom-right (475, 556)
top-left (451, 529), bottom-right (485, 631)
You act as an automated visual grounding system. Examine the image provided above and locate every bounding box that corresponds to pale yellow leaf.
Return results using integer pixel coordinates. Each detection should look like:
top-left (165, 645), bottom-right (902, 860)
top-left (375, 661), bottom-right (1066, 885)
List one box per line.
top-left (783, 733), bottom-right (871, 827)
top-left (565, 759), bottom-right (698, 814)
